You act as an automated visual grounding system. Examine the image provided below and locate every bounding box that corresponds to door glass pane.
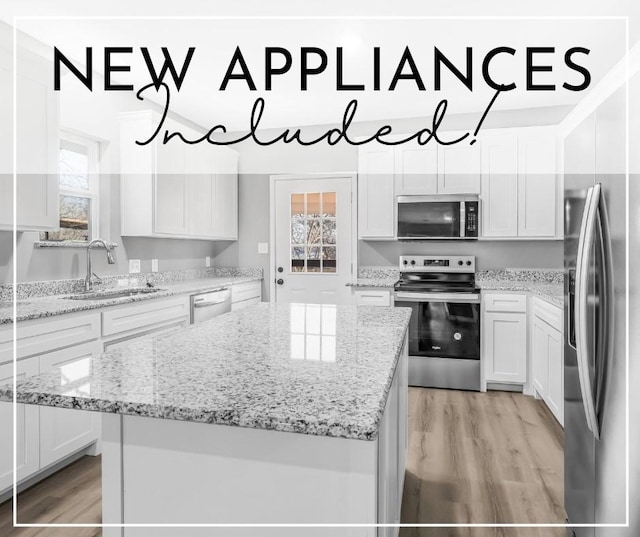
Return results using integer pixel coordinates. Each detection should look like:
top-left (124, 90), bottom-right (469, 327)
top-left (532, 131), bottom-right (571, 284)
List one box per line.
top-left (289, 192), bottom-right (337, 273)
top-left (322, 192), bottom-right (336, 217)
top-left (306, 219), bottom-right (321, 244)
top-left (291, 193), bottom-right (305, 216)
top-left (307, 193), bottom-right (321, 217)
top-left (322, 219), bottom-right (336, 244)
top-left (291, 219), bottom-right (305, 244)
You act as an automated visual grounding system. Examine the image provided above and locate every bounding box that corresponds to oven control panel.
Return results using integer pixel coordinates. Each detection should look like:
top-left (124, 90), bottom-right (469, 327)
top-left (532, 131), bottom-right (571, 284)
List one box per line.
top-left (399, 255), bottom-right (476, 273)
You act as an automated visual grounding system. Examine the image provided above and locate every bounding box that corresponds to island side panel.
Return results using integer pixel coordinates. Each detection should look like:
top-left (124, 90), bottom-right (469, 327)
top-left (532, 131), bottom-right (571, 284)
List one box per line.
top-left (377, 334), bottom-right (408, 537)
top-left (102, 414), bottom-right (379, 536)
top-left (102, 413), bottom-right (123, 537)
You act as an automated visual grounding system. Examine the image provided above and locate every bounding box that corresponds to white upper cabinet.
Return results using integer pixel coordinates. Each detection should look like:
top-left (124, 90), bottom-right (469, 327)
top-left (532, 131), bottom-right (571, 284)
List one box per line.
top-left (479, 127), bottom-right (559, 239)
top-left (437, 133), bottom-right (481, 195)
top-left (394, 134), bottom-right (481, 196)
top-left (481, 134), bottom-right (519, 237)
top-left (358, 143), bottom-right (395, 239)
top-left (0, 40), bottom-right (59, 232)
top-left (517, 133), bottom-right (558, 238)
top-left (119, 111), bottom-right (238, 240)
top-left (394, 141), bottom-right (438, 195)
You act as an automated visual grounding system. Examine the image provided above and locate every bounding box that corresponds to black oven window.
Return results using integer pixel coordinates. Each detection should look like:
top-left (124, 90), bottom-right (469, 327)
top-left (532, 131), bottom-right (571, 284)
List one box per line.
top-left (398, 202), bottom-right (461, 238)
top-left (397, 300), bottom-right (481, 360)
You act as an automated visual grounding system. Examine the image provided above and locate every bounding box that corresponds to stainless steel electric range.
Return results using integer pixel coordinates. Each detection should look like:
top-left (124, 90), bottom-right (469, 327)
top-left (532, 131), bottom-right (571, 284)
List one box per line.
top-left (394, 255), bottom-right (481, 391)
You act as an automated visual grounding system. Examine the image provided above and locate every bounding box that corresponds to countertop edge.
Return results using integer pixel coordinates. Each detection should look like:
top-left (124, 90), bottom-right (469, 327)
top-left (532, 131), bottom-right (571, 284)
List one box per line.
top-left (1, 304), bottom-right (412, 442)
top-left (0, 276), bottom-right (263, 325)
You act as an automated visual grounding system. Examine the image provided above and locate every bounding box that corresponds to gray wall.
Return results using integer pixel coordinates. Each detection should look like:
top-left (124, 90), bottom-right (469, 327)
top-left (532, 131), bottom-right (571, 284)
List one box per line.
top-left (359, 240), bottom-right (562, 269)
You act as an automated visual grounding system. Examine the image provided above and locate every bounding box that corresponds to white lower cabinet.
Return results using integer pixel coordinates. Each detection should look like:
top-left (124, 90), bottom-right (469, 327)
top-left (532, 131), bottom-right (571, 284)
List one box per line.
top-left (231, 281), bottom-right (262, 311)
top-left (38, 341), bottom-right (102, 468)
top-left (530, 298), bottom-right (564, 425)
top-left (483, 293), bottom-right (528, 386)
top-left (0, 358), bottom-right (39, 492)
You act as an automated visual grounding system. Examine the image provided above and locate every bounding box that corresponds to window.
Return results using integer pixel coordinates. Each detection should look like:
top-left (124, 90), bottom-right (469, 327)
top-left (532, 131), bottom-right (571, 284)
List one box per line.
top-left (40, 132), bottom-right (100, 242)
top-left (290, 192), bottom-right (337, 273)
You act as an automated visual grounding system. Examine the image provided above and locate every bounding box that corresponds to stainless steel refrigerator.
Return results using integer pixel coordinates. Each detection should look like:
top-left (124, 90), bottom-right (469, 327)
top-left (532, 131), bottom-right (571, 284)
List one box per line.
top-left (564, 86), bottom-right (628, 536)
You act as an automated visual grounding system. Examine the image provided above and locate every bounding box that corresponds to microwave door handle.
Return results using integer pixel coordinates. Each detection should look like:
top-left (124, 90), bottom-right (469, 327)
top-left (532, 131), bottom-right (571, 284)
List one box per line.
top-left (575, 184), bottom-right (601, 440)
top-left (460, 203), bottom-right (465, 239)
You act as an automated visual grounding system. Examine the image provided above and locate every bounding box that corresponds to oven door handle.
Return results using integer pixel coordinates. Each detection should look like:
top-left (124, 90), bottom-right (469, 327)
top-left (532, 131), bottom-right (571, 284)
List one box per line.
top-left (394, 292), bottom-right (481, 303)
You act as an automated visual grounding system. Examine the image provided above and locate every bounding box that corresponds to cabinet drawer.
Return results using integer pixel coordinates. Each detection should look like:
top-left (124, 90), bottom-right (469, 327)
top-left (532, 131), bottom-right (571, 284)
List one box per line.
top-left (231, 296), bottom-right (261, 312)
top-left (353, 289), bottom-right (393, 307)
top-left (532, 298), bottom-right (563, 331)
top-left (0, 312), bottom-right (101, 365)
top-left (483, 293), bottom-right (527, 313)
top-left (231, 282), bottom-right (261, 304)
top-left (102, 296), bottom-right (189, 337)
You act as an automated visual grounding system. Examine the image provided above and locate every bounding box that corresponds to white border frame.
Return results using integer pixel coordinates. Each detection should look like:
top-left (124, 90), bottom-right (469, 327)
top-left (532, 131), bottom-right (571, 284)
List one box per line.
top-left (9, 13), bottom-right (632, 532)
top-left (269, 172), bottom-right (358, 303)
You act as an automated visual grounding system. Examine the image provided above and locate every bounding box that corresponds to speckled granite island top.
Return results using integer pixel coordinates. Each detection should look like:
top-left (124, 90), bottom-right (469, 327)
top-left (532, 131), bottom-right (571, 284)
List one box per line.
top-left (0, 303), bottom-right (411, 441)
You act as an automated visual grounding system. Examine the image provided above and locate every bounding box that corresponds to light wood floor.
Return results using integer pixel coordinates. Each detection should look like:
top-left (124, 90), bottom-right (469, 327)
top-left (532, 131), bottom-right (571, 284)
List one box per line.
top-left (0, 388), bottom-right (565, 537)
top-left (400, 388), bottom-right (565, 537)
top-left (0, 455), bottom-right (101, 537)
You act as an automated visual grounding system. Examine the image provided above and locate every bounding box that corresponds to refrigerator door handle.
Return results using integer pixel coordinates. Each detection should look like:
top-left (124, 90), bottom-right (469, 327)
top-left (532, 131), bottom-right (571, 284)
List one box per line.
top-left (575, 184), bottom-right (600, 440)
top-left (594, 184), bottom-right (615, 428)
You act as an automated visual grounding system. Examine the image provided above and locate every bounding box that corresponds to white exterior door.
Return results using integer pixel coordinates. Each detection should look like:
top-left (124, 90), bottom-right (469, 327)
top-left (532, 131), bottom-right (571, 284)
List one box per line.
top-left (273, 175), bottom-right (354, 305)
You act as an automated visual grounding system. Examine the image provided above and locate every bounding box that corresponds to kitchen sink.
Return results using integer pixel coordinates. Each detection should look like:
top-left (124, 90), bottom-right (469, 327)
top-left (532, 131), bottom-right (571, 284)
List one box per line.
top-left (66, 287), bottom-right (164, 300)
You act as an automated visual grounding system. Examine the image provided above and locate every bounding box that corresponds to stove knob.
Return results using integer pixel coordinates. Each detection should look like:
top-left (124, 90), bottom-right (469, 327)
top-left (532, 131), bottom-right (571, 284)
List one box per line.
top-left (410, 260), bottom-right (416, 265)
top-left (458, 260), bottom-right (464, 266)
top-left (403, 260), bottom-right (408, 265)
top-left (466, 260), bottom-right (472, 266)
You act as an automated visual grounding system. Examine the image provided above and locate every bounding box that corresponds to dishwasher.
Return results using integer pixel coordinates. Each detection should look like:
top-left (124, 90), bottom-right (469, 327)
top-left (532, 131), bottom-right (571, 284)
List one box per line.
top-left (190, 288), bottom-right (232, 323)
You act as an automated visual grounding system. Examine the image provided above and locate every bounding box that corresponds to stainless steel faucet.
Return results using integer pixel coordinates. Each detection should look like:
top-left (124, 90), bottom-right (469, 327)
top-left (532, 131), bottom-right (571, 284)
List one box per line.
top-left (85, 239), bottom-right (116, 292)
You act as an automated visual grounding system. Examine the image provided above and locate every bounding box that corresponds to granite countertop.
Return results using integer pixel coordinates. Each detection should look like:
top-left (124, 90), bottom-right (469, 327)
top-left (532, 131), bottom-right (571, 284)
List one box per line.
top-left (347, 278), bottom-right (399, 289)
top-left (476, 280), bottom-right (564, 308)
top-left (0, 303), bottom-right (411, 441)
top-left (0, 276), bottom-right (262, 325)
top-left (347, 267), bottom-right (399, 289)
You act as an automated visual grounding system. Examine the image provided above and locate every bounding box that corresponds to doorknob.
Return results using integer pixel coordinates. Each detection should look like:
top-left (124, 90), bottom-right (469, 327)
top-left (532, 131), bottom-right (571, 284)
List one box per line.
top-left (276, 278), bottom-right (284, 286)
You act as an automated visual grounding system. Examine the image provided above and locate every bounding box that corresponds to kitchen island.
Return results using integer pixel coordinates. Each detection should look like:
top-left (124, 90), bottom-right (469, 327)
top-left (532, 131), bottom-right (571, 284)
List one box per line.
top-left (1, 303), bottom-right (410, 537)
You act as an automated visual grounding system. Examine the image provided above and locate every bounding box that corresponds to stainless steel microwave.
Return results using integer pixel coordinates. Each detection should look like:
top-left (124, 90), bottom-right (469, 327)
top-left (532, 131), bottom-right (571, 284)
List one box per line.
top-left (397, 196), bottom-right (479, 240)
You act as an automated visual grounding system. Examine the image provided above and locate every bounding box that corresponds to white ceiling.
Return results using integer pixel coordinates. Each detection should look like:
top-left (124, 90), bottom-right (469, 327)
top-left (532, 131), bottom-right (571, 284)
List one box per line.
top-left (4, 11), bottom-right (633, 131)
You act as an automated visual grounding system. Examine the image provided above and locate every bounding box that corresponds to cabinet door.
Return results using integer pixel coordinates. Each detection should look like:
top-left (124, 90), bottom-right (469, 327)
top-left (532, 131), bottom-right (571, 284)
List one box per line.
top-left (481, 135), bottom-right (518, 237)
top-left (484, 311), bottom-right (527, 383)
top-left (39, 342), bottom-right (101, 468)
top-left (0, 46), bottom-right (59, 231)
top-left (517, 136), bottom-right (557, 237)
top-left (213, 148), bottom-right (239, 240)
top-left (358, 144), bottom-right (395, 239)
top-left (0, 358), bottom-right (40, 492)
top-left (185, 132), bottom-right (216, 238)
top-left (0, 50), bottom-right (12, 227)
top-left (394, 142), bottom-right (437, 195)
top-left (531, 318), bottom-right (549, 397)
top-left (154, 122), bottom-right (188, 236)
top-left (437, 134), bottom-right (481, 194)
top-left (545, 326), bottom-right (563, 425)
top-left (187, 173), bottom-right (215, 237)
